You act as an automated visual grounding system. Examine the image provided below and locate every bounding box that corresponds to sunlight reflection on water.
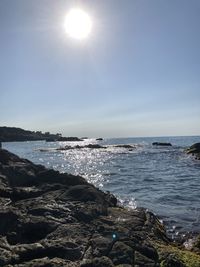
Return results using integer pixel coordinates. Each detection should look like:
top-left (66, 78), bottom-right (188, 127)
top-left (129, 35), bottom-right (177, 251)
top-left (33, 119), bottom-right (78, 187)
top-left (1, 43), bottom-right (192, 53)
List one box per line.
top-left (3, 136), bottom-right (200, 238)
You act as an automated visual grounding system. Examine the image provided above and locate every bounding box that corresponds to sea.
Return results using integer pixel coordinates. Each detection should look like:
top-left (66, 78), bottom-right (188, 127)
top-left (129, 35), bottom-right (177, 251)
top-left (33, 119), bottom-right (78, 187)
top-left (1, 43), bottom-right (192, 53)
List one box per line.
top-left (2, 136), bottom-right (200, 240)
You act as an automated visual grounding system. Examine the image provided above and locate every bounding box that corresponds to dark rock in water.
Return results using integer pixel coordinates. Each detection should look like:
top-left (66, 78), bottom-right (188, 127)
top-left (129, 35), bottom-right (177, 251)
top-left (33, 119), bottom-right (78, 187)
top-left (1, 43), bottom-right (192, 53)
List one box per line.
top-left (0, 149), bottom-right (199, 266)
top-left (57, 144), bottom-right (106, 151)
top-left (96, 138), bottom-right (103, 141)
top-left (57, 144), bottom-right (134, 151)
top-left (86, 144), bottom-right (105, 149)
top-left (152, 142), bottom-right (172, 146)
top-left (189, 142), bottom-right (200, 150)
top-left (186, 143), bottom-right (200, 160)
top-left (45, 144), bottom-right (136, 152)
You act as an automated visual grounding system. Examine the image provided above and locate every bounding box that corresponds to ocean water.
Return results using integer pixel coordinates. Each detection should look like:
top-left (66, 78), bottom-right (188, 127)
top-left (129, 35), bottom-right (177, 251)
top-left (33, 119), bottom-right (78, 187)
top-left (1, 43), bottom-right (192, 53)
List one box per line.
top-left (3, 136), bottom-right (200, 239)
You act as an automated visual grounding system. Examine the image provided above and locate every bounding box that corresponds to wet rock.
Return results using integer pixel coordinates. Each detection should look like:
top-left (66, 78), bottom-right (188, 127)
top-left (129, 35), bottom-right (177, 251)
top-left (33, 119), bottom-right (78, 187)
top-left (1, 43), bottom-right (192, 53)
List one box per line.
top-left (58, 137), bottom-right (83, 142)
top-left (186, 142), bottom-right (200, 160)
top-left (57, 144), bottom-right (106, 151)
top-left (152, 142), bottom-right (172, 146)
top-left (96, 138), bottom-right (103, 141)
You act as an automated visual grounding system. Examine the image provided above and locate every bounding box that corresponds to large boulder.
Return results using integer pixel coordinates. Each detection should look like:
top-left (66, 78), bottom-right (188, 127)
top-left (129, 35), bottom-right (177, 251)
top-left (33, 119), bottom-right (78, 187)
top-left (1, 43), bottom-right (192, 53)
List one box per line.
top-left (152, 142), bottom-right (172, 146)
top-left (186, 143), bottom-right (200, 160)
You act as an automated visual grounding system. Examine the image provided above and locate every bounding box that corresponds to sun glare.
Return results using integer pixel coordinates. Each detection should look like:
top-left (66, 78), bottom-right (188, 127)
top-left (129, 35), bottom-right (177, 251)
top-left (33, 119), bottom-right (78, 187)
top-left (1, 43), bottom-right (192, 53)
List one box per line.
top-left (64, 8), bottom-right (92, 40)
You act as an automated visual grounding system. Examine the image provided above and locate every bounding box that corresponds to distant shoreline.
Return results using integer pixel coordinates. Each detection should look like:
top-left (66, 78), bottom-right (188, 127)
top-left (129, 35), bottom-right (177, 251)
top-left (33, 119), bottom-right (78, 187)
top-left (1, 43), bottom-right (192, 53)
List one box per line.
top-left (0, 126), bottom-right (83, 142)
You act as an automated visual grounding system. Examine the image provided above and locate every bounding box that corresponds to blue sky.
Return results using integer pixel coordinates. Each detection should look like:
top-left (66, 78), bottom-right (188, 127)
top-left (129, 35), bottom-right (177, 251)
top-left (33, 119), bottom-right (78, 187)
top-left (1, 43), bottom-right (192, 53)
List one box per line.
top-left (0, 0), bottom-right (200, 137)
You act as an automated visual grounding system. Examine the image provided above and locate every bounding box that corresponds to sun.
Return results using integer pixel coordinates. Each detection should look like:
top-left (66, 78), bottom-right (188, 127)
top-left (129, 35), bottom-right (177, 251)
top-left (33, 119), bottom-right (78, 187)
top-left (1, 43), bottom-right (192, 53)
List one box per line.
top-left (64, 8), bottom-right (92, 40)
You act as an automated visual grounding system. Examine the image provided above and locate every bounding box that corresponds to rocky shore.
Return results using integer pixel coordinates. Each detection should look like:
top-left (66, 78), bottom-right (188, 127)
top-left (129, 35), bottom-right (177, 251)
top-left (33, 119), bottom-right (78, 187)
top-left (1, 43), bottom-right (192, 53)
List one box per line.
top-left (0, 149), bottom-right (200, 266)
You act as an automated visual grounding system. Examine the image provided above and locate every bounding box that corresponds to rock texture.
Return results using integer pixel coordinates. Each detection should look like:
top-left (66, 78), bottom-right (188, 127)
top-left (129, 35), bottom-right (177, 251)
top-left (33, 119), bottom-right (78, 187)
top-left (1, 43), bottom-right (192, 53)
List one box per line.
top-left (0, 149), bottom-right (199, 266)
top-left (186, 143), bottom-right (200, 160)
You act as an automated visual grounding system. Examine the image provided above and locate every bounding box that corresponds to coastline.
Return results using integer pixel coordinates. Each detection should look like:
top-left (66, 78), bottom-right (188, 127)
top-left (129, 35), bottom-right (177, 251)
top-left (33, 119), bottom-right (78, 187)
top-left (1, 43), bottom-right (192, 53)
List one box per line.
top-left (2, 137), bottom-right (200, 237)
top-left (0, 148), bottom-right (199, 266)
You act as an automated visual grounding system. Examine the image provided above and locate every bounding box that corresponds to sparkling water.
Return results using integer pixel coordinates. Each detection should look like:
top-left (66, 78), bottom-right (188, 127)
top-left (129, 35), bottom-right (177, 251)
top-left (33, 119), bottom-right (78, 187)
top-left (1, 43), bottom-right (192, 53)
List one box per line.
top-left (3, 136), bottom-right (200, 238)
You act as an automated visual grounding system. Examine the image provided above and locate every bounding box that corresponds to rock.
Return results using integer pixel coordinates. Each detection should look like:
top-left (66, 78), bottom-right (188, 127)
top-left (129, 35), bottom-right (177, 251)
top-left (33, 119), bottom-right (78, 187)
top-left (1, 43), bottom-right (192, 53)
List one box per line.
top-left (160, 254), bottom-right (185, 267)
top-left (57, 144), bottom-right (106, 151)
top-left (134, 251), bottom-right (157, 267)
top-left (89, 235), bottom-right (113, 257)
top-left (152, 142), bottom-right (172, 146)
top-left (6, 257), bottom-right (79, 267)
top-left (109, 241), bottom-right (134, 265)
top-left (58, 137), bottom-right (83, 142)
top-left (186, 142), bottom-right (200, 153)
top-left (81, 256), bottom-right (114, 267)
top-left (96, 138), bottom-right (103, 141)
top-left (86, 144), bottom-right (105, 149)
top-left (190, 234), bottom-right (200, 254)
top-left (47, 144), bottom-right (137, 152)
top-left (186, 142), bottom-right (200, 160)
top-left (61, 144), bottom-right (134, 151)
top-left (66, 184), bottom-right (115, 206)
top-left (0, 149), bottom-right (200, 266)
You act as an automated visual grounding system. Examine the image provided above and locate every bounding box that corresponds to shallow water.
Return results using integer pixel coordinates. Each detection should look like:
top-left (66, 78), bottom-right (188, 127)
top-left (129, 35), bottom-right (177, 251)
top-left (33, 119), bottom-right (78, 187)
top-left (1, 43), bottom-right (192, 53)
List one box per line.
top-left (3, 136), bottom-right (200, 238)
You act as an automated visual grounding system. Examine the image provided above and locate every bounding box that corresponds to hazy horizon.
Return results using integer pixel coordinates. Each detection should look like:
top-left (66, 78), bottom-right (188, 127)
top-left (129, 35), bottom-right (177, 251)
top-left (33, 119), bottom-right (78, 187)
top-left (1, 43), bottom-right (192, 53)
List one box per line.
top-left (1, 0), bottom-right (200, 137)
top-left (1, 125), bottom-right (200, 140)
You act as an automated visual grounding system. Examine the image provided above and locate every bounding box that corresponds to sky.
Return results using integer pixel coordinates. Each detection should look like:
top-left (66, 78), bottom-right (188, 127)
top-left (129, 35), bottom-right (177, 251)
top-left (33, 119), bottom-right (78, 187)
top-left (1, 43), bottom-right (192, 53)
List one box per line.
top-left (0, 0), bottom-right (200, 138)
